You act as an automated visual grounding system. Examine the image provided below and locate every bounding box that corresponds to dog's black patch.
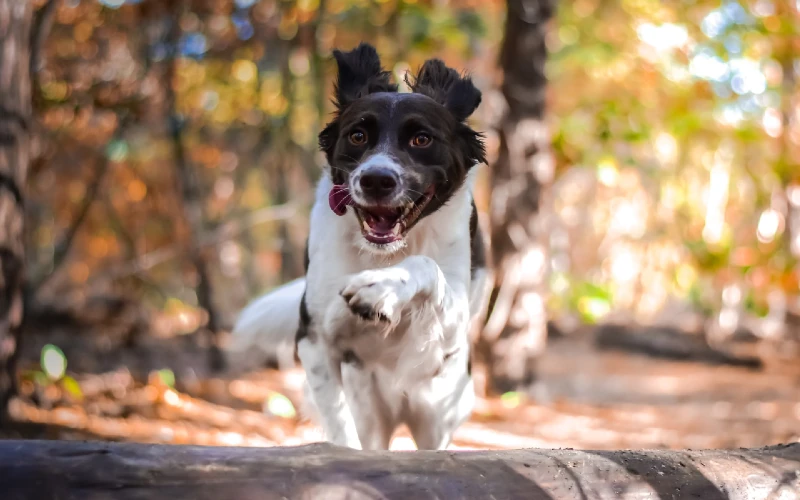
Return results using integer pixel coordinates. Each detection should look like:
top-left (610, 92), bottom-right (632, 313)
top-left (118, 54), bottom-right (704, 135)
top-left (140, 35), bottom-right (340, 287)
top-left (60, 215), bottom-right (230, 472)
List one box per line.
top-left (439, 347), bottom-right (472, 378)
top-left (303, 238), bottom-right (310, 273)
top-left (342, 349), bottom-right (362, 367)
top-left (469, 199), bottom-right (485, 278)
top-left (443, 348), bottom-right (459, 363)
top-left (295, 290), bottom-right (313, 343)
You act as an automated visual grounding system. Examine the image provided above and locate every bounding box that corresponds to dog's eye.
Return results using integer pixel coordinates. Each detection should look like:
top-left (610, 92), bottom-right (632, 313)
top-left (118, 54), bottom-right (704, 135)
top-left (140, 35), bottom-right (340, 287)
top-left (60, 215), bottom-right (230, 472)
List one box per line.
top-left (411, 133), bottom-right (432, 148)
top-left (349, 131), bottom-right (367, 146)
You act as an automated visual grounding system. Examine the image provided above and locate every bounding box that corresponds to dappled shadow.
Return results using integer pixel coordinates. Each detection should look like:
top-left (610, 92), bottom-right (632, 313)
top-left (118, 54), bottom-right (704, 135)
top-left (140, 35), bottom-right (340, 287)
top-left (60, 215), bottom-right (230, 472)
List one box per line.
top-left (0, 441), bottom-right (555, 500)
top-left (588, 450), bottom-right (726, 499)
top-left (0, 419), bottom-right (107, 443)
top-left (729, 450), bottom-right (800, 499)
top-left (549, 457), bottom-right (590, 500)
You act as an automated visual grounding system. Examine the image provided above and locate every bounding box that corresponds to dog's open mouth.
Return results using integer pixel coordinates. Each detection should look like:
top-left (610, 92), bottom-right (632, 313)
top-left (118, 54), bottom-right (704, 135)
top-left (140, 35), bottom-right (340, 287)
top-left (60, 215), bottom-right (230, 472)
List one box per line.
top-left (354, 188), bottom-right (435, 245)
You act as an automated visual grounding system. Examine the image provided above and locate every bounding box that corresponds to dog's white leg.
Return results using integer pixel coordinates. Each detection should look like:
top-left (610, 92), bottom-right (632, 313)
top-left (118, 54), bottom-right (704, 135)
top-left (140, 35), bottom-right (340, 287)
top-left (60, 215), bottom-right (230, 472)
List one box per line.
top-left (296, 337), bottom-right (362, 449)
top-left (406, 360), bottom-right (475, 450)
top-left (341, 363), bottom-right (395, 450)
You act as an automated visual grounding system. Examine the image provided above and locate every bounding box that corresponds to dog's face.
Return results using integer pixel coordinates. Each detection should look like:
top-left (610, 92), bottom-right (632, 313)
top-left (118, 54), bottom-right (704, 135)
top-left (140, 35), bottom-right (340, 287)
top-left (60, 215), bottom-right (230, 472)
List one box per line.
top-left (319, 44), bottom-right (485, 253)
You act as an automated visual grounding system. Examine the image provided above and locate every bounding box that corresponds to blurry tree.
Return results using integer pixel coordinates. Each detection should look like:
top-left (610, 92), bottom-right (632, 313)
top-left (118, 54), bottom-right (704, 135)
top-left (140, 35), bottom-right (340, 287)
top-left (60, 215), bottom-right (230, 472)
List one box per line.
top-left (14, 0), bottom-right (800, 388)
top-left (482, 0), bottom-right (555, 392)
top-left (164, 0), bottom-right (224, 371)
top-left (0, 0), bottom-right (33, 419)
top-left (776, 1), bottom-right (800, 331)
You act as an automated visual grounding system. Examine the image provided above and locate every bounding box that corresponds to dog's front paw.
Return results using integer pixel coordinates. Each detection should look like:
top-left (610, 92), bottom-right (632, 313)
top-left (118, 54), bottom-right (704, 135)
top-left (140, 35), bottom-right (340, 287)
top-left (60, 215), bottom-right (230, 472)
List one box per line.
top-left (340, 268), bottom-right (416, 324)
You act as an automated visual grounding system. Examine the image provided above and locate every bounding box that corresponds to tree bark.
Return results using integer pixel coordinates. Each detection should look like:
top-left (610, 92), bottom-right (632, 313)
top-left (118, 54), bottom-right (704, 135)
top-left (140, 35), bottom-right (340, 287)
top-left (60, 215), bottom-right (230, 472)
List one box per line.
top-left (0, 1), bottom-right (32, 421)
top-left (1, 440), bottom-right (799, 499)
top-left (164, 2), bottom-right (224, 372)
top-left (483, 0), bottom-right (556, 393)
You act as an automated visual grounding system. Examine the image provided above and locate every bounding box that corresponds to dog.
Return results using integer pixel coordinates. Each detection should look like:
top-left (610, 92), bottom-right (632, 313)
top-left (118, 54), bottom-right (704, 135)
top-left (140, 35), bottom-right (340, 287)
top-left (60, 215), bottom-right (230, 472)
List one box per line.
top-left (230, 43), bottom-right (488, 450)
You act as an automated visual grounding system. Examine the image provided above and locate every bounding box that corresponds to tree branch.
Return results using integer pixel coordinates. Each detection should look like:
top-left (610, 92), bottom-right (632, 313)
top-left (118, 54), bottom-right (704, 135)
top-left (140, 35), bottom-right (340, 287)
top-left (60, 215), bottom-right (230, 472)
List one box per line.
top-left (83, 201), bottom-right (302, 295)
top-left (30, 0), bottom-right (58, 89)
top-left (30, 150), bottom-right (111, 295)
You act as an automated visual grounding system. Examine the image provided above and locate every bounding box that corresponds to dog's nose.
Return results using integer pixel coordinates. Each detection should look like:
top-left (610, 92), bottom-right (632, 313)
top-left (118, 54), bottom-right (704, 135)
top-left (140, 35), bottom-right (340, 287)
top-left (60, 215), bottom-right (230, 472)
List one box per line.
top-left (359, 168), bottom-right (399, 199)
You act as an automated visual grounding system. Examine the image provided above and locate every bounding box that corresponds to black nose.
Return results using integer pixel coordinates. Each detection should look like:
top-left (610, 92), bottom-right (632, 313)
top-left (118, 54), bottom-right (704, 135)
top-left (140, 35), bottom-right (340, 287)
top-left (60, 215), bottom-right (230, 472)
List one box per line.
top-left (360, 168), bottom-right (399, 199)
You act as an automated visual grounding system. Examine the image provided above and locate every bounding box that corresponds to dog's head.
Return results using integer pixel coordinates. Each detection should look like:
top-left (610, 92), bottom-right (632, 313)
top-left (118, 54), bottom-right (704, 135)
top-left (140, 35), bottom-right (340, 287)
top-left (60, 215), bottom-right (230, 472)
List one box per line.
top-left (319, 43), bottom-right (485, 253)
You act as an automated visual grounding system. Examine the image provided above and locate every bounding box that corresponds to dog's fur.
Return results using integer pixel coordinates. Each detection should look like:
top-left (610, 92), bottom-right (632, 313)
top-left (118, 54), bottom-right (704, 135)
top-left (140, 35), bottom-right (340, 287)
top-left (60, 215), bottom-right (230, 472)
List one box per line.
top-left (230, 43), bottom-right (488, 450)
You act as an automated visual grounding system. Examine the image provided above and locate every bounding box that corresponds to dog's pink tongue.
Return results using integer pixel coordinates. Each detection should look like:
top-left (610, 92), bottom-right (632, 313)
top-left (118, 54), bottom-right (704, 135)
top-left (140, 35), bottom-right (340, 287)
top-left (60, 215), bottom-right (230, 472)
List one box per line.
top-left (329, 184), bottom-right (353, 216)
top-left (362, 209), bottom-right (397, 233)
top-left (371, 217), bottom-right (395, 233)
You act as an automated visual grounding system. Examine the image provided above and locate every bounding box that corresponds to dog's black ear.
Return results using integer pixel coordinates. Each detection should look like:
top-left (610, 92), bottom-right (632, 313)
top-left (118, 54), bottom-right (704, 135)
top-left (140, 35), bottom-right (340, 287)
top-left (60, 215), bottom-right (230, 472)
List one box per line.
top-left (405, 59), bottom-right (481, 122)
top-left (319, 122), bottom-right (337, 152)
top-left (407, 59), bottom-right (485, 165)
top-left (332, 43), bottom-right (397, 110)
top-left (318, 121), bottom-right (342, 177)
top-left (460, 126), bottom-right (486, 166)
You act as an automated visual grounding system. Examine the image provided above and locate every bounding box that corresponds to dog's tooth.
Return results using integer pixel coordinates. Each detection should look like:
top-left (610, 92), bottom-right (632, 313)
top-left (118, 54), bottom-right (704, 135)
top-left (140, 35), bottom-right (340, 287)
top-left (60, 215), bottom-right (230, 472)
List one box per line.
top-left (361, 220), bottom-right (370, 232)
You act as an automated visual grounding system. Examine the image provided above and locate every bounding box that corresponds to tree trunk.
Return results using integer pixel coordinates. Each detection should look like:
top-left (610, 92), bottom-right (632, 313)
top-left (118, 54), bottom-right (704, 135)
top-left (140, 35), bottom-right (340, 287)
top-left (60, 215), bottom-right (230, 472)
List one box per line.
top-left (165, 2), bottom-right (224, 372)
top-left (275, 40), bottom-right (301, 283)
top-left (2, 440), bottom-right (800, 499)
top-left (0, 1), bottom-right (32, 421)
top-left (483, 0), bottom-right (556, 393)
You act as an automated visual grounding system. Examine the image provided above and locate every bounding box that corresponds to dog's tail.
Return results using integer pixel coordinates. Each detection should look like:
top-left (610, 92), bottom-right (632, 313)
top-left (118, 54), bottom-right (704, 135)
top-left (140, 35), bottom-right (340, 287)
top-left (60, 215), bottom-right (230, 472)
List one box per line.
top-left (227, 278), bottom-right (306, 371)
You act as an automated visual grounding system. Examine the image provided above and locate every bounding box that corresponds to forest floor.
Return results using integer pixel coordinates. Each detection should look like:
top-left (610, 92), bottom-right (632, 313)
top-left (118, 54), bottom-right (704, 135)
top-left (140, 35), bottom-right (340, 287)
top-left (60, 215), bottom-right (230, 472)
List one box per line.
top-left (4, 325), bottom-right (800, 451)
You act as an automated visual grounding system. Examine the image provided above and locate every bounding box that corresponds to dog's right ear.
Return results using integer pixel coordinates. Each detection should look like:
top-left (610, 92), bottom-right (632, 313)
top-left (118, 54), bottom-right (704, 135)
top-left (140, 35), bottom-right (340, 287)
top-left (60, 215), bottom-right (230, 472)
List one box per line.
top-left (318, 120), bottom-right (341, 179)
top-left (332, 43), bottom-right (397, 110)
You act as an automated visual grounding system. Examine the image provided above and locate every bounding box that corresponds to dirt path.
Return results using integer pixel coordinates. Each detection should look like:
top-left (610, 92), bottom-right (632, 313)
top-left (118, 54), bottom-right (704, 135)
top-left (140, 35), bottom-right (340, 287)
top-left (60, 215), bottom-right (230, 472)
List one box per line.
top-left (6, 331), bottom-right (800, 451)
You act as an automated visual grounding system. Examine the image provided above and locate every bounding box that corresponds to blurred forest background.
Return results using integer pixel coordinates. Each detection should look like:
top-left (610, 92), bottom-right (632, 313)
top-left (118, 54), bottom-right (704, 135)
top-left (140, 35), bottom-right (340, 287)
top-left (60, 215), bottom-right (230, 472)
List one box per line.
top-left (1, 0), bottom-right (799, 451)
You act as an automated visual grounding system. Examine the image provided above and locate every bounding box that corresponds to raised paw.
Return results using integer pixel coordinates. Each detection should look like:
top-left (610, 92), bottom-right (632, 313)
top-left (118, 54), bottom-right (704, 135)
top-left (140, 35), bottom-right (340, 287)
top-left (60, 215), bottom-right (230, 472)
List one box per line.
top-left (340, 268), bottom-right (416, 325)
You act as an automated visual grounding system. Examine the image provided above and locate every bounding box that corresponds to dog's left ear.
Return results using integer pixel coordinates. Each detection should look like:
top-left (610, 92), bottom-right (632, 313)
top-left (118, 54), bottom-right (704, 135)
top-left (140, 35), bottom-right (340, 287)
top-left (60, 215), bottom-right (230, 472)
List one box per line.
top-left (406, 59), bottom-right (485, 165)
top-left (405, 59), bottom-right (482, 122)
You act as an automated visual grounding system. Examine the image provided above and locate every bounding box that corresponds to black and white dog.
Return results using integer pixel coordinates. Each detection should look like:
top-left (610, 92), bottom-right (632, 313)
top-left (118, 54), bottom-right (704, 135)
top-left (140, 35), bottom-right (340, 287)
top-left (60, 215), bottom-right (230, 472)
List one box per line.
top-left (231, 43), bottom-right (488, 450)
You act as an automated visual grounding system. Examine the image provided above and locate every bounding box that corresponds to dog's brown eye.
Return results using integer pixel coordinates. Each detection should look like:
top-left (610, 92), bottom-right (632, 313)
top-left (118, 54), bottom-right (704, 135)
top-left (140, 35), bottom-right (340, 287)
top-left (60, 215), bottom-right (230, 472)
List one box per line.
top-left (411, 133), bottom-right (432, 148)
top-left (349, 131), bottom-right (367, 145)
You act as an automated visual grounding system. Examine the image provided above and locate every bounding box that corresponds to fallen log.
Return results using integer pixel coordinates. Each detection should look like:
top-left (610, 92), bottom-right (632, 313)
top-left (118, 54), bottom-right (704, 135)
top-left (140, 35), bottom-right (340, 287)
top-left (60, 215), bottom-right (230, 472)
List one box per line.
top-left (1, 440), bottom-right (799, 499)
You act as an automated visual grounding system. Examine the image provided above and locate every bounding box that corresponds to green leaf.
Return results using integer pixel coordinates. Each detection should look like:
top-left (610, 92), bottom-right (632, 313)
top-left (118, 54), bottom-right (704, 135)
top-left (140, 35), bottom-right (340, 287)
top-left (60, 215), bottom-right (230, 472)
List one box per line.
top-left (41, 344), bottom-right (67, 381)
top-left (500, 391), bottom-right (522, 409)
top-left (571, 281), bottom-right (614, 324)
top-left (33, 371), bottom-right (50, 387)
top-left (61, 375), bottom-right (83, 400)
top-left (577, 296), bottom-right (612, 323)
top-left (157, 369), bottom-right (176, 388)
top-left (105, 139), bottom-right (129, 162)
top-left (456, 10), bottom-right (486, 38)
top-left (19, 369), bottom-right (40, 382)
top-left (265, 392), bottom-right (296, 419)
